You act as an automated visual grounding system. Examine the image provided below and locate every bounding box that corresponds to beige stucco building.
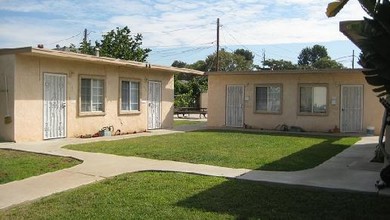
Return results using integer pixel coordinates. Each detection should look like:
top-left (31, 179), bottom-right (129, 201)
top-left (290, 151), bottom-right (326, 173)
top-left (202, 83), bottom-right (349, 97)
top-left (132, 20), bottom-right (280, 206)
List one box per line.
top-left (207, 69), bottom-right (383, 135)
top-left (0, 47), bottom-right (201, 142)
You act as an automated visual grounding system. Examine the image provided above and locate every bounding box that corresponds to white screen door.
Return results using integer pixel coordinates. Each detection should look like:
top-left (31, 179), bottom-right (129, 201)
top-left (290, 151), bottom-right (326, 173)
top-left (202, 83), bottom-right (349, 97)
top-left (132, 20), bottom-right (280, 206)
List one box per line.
top-left (340, 85), bottom-right (363, 132)
top-left (148, 81), bottom-right (162, 129)
top-left (43, 73), bottom-right (67, 139)
top-left (226, 85), bottom-right (244, 127)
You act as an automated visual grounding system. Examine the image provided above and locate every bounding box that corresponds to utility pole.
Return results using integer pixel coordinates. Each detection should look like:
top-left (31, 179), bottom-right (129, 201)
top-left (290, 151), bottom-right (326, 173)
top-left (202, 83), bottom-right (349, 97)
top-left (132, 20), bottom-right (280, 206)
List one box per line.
top-left (352, 50), bottom-right (355, 69)
top-left (83, 28), bottom-right (88, 42)
top-left (216, 18), bottom-right (220, 71)
top-left (262, 49), bottom-right (266, 69)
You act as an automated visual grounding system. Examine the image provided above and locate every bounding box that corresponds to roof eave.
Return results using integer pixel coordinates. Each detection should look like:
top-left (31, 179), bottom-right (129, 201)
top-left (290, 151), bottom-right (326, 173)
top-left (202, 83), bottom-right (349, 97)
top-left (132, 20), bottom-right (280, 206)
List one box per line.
top-left (206, 68), bottom-right (365, 76)
top-left (0, 46), bottom-right (204, 75)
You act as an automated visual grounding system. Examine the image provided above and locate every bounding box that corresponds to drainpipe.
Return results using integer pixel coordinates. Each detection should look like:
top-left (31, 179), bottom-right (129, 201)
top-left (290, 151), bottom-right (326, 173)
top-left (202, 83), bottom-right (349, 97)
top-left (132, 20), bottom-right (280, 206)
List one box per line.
top-left (3, 74), bottom-right (11, 124)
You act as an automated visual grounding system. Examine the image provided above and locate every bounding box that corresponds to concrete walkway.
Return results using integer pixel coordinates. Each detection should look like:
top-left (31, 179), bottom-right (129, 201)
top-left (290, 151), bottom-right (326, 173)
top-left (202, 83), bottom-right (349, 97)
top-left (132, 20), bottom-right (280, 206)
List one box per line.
top-left (0, 127), bottom-right (389, 210)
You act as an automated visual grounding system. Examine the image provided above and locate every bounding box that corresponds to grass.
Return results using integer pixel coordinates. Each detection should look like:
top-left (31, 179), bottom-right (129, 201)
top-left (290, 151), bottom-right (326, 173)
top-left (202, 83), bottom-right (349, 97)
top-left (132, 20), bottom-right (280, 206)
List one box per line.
top-left (173, 119), bottom-right (203, 127)
top-left (1, 172), bottom-right (389, 219)
top-left (65, 130), bottom-right (359, 171)
top-left (0, 149), bottom-right (81, 184)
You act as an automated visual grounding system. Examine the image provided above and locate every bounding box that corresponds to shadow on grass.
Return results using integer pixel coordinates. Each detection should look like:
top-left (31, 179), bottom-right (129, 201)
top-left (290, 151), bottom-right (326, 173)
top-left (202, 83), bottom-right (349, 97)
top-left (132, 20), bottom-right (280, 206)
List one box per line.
top-left (194, 129), bottom-right (355, 171)
top-left (192, 129), bottom-right (351, 141)
top-left (259, 139), bottom-right (350, 171)
top-left (176, 178), bottom-right (390, 219)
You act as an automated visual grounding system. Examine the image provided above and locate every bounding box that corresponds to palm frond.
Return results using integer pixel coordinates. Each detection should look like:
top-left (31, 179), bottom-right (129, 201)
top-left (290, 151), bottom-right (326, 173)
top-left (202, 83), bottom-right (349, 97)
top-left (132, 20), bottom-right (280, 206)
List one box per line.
top-left (358, 0), bottom-right (378, 17)
top-left (375, 3), bottom-right (390, 35)
top-left (326, 0), bottom-right (350, 17)
top-left (365, 75), bottom-right (390, 86)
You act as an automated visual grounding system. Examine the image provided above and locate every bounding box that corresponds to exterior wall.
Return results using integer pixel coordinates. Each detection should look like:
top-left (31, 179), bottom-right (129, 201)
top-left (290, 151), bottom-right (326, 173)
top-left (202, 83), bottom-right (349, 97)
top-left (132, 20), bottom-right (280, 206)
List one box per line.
top-left (13, 54), bottom-right (173, 142)
top-left (208, 71), bottom-right (383, 135)
top-left (0, 55), bottom-right (15, 141)
top-left (200, 91), bottom-right (208, 109)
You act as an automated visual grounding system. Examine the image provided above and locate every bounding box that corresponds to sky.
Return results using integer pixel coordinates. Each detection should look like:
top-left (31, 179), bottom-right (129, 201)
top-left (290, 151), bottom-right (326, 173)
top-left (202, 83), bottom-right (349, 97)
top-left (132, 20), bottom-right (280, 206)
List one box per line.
top-left (0, 0), bottom-right (366, 68)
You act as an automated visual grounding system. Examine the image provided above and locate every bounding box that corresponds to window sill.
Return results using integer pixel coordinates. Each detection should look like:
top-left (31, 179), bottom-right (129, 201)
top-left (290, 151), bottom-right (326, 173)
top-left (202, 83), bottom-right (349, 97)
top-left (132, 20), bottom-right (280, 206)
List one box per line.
top-left (298, 112), bottom-right (328, 117)
top-left (79, 112), bottom-right (106, 117)
top-left (119, 111), bottom-right (141, 116)
top-left (254, 111), bottom-right (282, 115)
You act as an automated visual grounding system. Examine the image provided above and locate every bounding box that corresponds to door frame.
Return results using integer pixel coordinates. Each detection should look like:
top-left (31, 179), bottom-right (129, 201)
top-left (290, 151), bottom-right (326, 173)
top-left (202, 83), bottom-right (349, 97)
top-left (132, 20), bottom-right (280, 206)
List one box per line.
top-left (225, 84), bottom-right (245, 127)
top-left (340, 84), bottom-right (363, 133)
top-left (43, 72), bottom-right (67, 139)
top-left (147, 80), bottom-right (162, 130)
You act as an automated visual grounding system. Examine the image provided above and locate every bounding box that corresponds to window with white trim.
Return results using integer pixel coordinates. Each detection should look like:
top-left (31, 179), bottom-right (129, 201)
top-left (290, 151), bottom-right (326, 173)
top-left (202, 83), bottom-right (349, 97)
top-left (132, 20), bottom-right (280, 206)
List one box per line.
top-left (121, 80), bottom-right (140, 111)
top-left (80, 78), bottom-right (104, 112)
top-left (299, 85), bottom-right (327, 114)
top-left (255, 85), bottom-right (281, 113)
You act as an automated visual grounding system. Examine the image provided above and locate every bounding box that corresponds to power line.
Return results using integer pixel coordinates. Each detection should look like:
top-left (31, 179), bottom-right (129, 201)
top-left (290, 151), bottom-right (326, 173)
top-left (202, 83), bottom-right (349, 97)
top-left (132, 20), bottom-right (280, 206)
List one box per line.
top-left (161, 24), bottom-right (212, 34)
top-left (151, 39), bottom-right (214, 50)
top-left (47, 31), bottom-right (83, 46)
top-left (152, 45), bottom-right (214, 64)
top-left (222, 24), bottom-right (300, 57)
top-left (221, 25), bottom-right (297, 61)
top-left (150, 43), bottom-right (215, 58)
top-left (153, 45), bottom-right (214, 58)
top-left (150, 41), bottom-right (214, 49)
top-left (334, 55), bottom-right (353, 60)
top-left (222, 27), bottom-right (260, 56)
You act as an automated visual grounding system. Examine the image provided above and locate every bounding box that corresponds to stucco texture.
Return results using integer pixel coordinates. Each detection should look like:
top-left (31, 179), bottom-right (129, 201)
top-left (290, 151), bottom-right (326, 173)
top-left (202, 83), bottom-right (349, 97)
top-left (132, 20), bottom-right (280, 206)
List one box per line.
top-left (0, 55), bottom-right (15, 141)
top-left (1, 54), bottom-right (173, 142)
top-left (207, 70), bottom-right (383, 135)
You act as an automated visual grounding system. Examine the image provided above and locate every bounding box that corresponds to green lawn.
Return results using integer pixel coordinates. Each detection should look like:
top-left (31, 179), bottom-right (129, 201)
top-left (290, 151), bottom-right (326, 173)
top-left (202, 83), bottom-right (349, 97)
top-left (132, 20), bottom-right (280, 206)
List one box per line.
top-left (1, 172), bottom-right (389, 219)
top-left (173, 119), bottom-right (204, 127)
top-left (0, 149), bottom-right (81, 184)
top-left (65, 130), bottom-right (359, 171)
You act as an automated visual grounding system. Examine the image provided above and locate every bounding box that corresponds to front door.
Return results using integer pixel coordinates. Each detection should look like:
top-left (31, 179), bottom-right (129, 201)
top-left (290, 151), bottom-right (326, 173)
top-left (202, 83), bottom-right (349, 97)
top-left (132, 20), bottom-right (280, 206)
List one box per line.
top-left (43, 73), bottom-right (66, 139)
top-left (226, 85), bottom-right (244, 127)
top-left (340, 85), bottom-right (363, 133)
top-left (148, 81), bottom-right (162, 129)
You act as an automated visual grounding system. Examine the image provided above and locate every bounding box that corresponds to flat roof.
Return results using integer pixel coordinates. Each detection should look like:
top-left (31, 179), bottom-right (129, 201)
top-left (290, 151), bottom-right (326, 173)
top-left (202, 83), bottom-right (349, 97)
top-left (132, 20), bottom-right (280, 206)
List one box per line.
top-left (0, 47), bottom-right (204, 75)
top-left (207, 68), bottom-right (364, 76)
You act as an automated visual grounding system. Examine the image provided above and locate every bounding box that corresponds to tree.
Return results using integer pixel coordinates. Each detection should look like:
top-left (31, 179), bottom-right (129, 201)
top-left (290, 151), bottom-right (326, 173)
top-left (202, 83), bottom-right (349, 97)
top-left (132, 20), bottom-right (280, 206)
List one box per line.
top-left (172, 48), bottom-right (255, 107)
top-left (171, 60), bottom-right (187, 68)
top-left (188, 60), bottom-right (207, 71)
top-left (173, 74), bottom-right (208, 108)
top-left (68, 43), bottom-right (78, 53)
top-left (297, 45), bottom-right (328, 66)
top-left (79, 39), bottom-right (94, 55)
top-left (326, 0), bottom-right (390, 184)
top-left (172, 60), bottom-right (208, 108)
top-left (297, 44), bottom-right (343, 69)
top-left (95, 26), bottom-right (151, 62)
top-left (297, 47), bottom-right (312, 66)
top-left (312, 57), bottom-right (344, 69)
top-left (234, 49), bottom-right (254, 62)
top-left (263, 59), bottom-right (298, 70)
top-left (206, 49), bottom-right (254, 72)
top-left (311, 45), bottom-right (329, 63)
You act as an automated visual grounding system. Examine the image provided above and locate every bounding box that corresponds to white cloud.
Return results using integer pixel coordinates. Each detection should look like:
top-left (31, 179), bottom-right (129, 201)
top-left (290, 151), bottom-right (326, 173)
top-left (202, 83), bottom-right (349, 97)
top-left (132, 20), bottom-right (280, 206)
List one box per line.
top-left (0, 18), bottom-right (83, 48)
top-left (0, 0), bottom-right (369, 51)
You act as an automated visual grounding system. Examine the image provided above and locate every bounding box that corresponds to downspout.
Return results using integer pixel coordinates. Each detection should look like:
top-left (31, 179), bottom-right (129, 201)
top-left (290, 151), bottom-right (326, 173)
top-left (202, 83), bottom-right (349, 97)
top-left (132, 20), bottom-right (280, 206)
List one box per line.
top-left (3, 74), bottom-right (11, 124)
